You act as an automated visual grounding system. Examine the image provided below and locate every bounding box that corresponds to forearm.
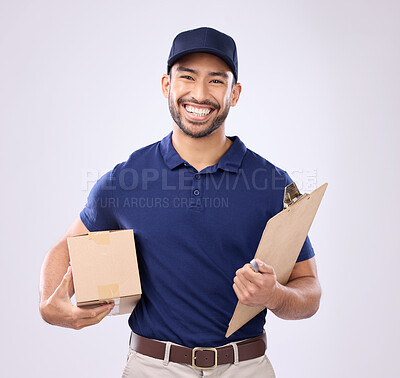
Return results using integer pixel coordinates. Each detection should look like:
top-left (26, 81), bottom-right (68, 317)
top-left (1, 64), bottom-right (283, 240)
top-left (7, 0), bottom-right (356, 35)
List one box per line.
top-left (39, 238), bottom-right (71, 308)
top-left (269, 276), bottom-right (321, 320)
top-left (39, 217), bottom-right (113, 328)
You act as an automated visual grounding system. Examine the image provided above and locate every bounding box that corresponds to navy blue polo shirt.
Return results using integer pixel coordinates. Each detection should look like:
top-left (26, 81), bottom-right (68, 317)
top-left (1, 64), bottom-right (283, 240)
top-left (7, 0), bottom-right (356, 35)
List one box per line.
top-left (80, 131), bottom-right (314, 348)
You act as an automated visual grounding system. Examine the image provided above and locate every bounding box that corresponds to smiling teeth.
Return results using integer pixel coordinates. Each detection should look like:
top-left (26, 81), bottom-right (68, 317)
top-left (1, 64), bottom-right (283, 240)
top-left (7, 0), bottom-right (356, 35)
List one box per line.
top-left (185, 105), bottom-right (211, 116)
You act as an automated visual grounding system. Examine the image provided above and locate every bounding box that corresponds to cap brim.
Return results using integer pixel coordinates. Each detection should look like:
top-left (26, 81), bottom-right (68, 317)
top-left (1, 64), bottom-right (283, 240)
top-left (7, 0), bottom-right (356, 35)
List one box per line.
top-left (167, 47), bottom-right (237, 81)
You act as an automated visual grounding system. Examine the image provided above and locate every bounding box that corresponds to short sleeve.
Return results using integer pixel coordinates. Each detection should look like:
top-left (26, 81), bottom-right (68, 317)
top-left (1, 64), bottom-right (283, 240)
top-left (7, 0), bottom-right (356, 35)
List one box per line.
top-left (283, 171), bottom-right (315, 263)
top-left (80, 168), bottom-right (120, 231)
top-left (296, 235), bottom-right (315, 262)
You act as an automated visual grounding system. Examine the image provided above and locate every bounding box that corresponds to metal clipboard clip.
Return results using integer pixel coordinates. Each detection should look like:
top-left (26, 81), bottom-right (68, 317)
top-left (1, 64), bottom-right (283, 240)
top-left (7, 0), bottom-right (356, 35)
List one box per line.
top-left (283, 182), bottom-right (308, 209)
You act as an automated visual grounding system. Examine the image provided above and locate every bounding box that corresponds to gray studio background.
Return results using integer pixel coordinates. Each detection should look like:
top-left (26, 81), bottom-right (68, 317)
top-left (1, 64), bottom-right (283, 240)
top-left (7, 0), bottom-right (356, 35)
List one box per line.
top-left (1, 1), bottom-right (399, 377)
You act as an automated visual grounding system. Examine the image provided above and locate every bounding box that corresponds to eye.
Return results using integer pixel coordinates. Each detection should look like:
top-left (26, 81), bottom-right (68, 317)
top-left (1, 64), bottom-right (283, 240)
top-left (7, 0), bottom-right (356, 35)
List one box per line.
top-left (211, 79), bottom-right (223, 84)
top-left (181, 75), bottom-right (194, 80)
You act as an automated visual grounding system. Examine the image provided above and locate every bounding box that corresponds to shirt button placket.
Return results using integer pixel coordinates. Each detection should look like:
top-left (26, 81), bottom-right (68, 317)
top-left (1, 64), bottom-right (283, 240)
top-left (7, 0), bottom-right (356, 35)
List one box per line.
top-left (190, 174), bottom-right (202, 208)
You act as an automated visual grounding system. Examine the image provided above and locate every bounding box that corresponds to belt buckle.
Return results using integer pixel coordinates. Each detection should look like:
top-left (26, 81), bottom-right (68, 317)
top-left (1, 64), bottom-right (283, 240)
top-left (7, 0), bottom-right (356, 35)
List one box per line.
top-left (192, 347), bottom-right (218, 370)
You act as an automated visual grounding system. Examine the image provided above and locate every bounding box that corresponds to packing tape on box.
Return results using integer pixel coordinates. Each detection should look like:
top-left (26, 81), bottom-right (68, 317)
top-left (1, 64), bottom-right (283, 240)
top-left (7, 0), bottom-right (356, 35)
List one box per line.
top-left (109, 298), bottom-right (120, 316)
top-left (97, 283), bottom-right (120, 300)
top-left (88, 231), bottom-right (110, 244)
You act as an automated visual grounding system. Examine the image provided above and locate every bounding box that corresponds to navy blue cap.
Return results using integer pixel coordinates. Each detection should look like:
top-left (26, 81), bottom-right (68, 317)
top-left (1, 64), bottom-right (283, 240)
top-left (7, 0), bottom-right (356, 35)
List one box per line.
top-left (167, 27), bottom-right (238, 81)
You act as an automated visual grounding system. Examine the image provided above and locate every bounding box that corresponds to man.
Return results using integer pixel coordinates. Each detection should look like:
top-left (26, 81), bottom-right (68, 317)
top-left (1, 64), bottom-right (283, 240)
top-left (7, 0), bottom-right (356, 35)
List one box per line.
top-left (39, 27), bottom-right (321, 377)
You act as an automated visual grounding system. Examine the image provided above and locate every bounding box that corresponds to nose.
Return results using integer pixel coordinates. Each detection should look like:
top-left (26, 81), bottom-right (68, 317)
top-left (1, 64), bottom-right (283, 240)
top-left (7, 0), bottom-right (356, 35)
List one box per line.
top-left (191, 80), bottom-right (209, 103)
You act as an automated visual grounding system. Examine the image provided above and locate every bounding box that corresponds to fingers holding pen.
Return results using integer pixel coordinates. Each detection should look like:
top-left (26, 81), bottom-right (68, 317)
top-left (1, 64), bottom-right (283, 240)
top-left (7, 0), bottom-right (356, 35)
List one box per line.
top-left (233, 259), bottom-right (280, 307)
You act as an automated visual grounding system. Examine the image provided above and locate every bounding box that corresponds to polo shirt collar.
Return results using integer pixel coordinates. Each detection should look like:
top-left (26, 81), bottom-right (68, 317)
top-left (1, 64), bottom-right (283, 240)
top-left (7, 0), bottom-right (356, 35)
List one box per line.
top-left (160, 131), bottom-right (247, 173)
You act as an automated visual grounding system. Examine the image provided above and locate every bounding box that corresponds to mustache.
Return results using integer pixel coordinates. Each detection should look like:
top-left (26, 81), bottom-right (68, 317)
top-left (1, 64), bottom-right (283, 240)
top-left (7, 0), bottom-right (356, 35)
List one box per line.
top-left (177, 97), bottom-right (220, 110)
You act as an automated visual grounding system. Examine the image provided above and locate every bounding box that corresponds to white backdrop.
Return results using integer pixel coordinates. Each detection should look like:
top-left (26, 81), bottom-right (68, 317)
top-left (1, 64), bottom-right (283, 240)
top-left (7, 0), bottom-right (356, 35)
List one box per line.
top-left (1, 1), bottom-right (399, 377)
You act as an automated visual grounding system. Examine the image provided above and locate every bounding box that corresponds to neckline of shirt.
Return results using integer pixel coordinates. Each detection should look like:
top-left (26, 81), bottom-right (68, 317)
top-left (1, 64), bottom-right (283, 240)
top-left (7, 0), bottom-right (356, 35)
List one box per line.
top-left (159, 131), bottom-right (247, 174)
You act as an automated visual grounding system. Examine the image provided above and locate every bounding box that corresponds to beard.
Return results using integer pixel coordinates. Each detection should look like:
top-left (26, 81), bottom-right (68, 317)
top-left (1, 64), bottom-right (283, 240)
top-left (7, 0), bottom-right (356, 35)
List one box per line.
top-left (168, 94), bottom-right (231, 139)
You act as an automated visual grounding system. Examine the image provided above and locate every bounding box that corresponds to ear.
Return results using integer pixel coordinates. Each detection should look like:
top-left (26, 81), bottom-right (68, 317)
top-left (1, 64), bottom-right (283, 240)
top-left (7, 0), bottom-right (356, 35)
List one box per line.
top-left (230, 82), bottom-right (242, 107)
top-left (161, 74), bottom-right (170, 98)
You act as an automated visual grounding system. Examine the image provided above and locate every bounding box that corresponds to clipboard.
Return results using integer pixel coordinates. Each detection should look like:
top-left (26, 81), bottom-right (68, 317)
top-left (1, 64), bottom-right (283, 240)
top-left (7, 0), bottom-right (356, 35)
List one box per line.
top-left (225, 182), bottom-right (328, 338)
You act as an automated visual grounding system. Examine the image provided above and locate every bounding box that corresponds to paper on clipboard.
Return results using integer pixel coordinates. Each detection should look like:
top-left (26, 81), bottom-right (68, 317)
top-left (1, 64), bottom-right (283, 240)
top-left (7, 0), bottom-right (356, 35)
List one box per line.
top-left (225, 182), bottom-right (328, 338)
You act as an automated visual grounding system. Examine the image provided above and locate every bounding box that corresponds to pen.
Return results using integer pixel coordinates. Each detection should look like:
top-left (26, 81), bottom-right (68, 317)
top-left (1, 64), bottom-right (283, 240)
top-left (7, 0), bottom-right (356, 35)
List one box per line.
top-left (250, 259), bottom-right (259, 273)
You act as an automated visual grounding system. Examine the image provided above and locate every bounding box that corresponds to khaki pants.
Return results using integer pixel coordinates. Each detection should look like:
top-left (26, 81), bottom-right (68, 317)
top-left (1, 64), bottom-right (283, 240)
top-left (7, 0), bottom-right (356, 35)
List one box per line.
top-left (122, 340), bottom-right (276, 378)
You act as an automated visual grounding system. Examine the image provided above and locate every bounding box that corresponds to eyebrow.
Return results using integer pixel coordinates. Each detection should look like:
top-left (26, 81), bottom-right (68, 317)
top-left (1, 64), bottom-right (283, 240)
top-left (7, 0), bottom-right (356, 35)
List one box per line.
top-left (209, 71), bottom-right (229, 79)
top-left (176, 66), bottom-right (197, 74)
top-left (176, 66), bottom-right (229, 80)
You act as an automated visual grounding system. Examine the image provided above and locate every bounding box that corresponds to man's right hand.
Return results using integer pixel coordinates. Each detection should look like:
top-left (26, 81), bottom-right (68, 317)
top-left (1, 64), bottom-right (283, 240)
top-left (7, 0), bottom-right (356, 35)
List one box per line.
top-left (40, 266), bottom-right (114, 330)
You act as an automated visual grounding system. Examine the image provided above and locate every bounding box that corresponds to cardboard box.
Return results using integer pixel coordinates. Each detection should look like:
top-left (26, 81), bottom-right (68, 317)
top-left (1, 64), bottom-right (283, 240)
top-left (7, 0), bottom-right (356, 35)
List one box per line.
top-left (67, 229), bottom-right (141, 315)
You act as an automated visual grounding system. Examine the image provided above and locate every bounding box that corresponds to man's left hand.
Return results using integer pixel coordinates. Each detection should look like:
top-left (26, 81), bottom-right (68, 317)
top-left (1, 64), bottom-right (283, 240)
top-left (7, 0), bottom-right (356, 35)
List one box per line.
top-left (233, 259), bottom-right (282, 309)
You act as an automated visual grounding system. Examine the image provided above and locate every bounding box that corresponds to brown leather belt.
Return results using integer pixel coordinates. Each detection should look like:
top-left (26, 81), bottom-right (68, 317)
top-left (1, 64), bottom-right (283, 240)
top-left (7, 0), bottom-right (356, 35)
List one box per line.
top-left (129, 332), bottom-right (267, 370)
